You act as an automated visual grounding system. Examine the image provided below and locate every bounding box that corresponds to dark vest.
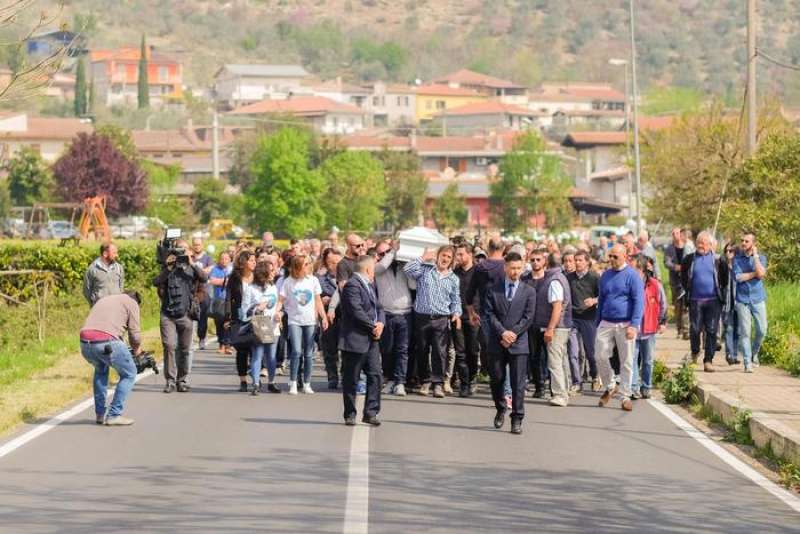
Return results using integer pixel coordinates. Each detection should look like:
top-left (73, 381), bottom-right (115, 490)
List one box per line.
top-left (532, 268), bottom-right (573, 328)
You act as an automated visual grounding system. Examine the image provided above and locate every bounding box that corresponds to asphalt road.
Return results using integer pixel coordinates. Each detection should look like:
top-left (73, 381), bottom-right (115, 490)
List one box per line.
top-left (1, 347), bottom-right (798, 533)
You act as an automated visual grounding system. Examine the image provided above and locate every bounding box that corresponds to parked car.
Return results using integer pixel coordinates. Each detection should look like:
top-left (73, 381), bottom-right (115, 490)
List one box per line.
top-left (41, 220), bottom-right (78, 240)
top-left (2, 217), bottom-right (28, 238)
top-left (588, 225), bottom-right (626, 246)
top-left (111, 216), bottom-right (166, 239)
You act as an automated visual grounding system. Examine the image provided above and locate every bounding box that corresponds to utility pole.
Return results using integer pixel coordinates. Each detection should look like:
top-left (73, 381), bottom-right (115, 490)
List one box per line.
top-left (747, 0), bottom-right (757, 157)
top-left (629, 0), bottom-right (643, 235)
top-left (212, 108), bottom-right (220, 180)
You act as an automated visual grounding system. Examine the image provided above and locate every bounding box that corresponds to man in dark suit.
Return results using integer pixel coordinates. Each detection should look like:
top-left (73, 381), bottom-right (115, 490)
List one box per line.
top-left (485, 252), bottom-right (537, 435)
top-left (338, 255), bottom-right (385, 426)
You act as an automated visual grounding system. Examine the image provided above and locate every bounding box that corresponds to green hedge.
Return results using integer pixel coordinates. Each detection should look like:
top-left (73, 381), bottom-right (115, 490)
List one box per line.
top-left (0, 241), bottom-right (160, 295)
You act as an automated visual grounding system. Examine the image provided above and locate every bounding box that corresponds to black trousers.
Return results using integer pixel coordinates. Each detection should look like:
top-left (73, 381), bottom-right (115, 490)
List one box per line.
top-left (321, 319), bottom-right (340, 383)
top-left (528, 328), bottom-right (548, 389)
top-left (690, 299), bottom-right (721, 363)
top-left (342, 344), bottom-right (382, 420)
top-left (452, 316), bottom-right (480, 386)
top-left (197, 297), bottom-right (210, 341)
top-left (414, 314), bottom-right (451, 385)
top-left (489, 350), bottom-right (528, 421)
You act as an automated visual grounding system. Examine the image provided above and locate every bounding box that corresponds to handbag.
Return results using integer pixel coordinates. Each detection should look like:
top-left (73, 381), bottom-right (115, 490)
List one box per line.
top-left (210, 297), bottom-right (227, 321)
top-left (230, 320), bottom-right (256, 347)
top-left (251, 314), bottom-right (276, 344)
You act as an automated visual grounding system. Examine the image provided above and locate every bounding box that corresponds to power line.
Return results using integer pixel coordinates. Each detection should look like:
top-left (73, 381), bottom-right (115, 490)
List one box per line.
top-left (756, 48), bottom-right (800, 72)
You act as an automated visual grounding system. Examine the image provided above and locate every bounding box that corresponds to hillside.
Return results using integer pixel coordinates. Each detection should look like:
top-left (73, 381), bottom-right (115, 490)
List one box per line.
top-left (39, 0), bottom-right (800, 101)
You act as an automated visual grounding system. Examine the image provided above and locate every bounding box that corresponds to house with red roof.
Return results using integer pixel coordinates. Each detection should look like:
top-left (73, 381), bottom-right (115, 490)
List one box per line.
top-left (90, 47), bottom-right (183, 107)
top-left (528, 82), bottom-right (625, 115)
top-left (0, 112), bottom-right (93, 163)
top-left (228, 95), bottom-right (368, 134)
top-left (413, 84), bottom-right (486, 122)
top-left (434, 69), bottom-right (528, 105)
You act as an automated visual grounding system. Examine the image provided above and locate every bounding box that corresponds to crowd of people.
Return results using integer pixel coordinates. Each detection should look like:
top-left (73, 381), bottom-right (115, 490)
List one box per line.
top-left (78, 226), bottom-right (768, 433)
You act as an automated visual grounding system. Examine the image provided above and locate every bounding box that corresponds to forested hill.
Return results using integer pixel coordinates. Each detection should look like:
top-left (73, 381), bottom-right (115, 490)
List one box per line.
top-left (50, 0), bottom-right (800, 101)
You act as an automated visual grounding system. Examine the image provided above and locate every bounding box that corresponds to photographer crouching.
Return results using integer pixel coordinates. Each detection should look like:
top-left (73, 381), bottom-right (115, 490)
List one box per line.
top-left (154, 236), bottom-right (207, 393)
top-left (79, 291), bottom-right (145, 426)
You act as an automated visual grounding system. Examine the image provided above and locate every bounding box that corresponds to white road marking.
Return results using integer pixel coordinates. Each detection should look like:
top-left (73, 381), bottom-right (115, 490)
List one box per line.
top-left (343, 424), bottom-right (371, 534)
top-left (650, 399), bottom-right (800, 514)
top-left (0, 369), bottom-right (155, 460)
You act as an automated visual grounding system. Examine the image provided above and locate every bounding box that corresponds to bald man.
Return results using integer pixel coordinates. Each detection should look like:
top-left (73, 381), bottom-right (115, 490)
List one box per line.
top-left (337, 233), bottom-right (367, 289)
top-left (595, 244), bottom-right (644, 412)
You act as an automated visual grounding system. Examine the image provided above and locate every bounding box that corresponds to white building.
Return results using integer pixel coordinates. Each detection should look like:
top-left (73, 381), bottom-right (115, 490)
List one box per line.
top-left (228, 95), bottom-right (367, 135)
top-left (528, 82), bottom-right (625, 115)
top-left (362, 82), bottom-right (417, 127)
top-left (213, 64), bottom-right (310, 109)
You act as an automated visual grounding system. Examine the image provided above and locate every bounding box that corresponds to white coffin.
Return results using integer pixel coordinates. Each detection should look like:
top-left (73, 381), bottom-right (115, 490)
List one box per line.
top-left (396, 226), bottom-right (450, 262)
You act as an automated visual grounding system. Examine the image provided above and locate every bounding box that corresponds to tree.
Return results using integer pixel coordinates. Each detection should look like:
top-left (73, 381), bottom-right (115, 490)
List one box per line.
top-left (74, 56), bottom-right (87, 117)
top-left (53, 133), bottom-right (149, 216)
top-left (6, 147), bottom-right (52, 206)
top-left (375, 149), bottom-right (428, 231)
top-left (719, 132), bottom-right (800, 282)
top-left (0, 178), bottom-right (10, 219)
top-left (96, 124), bottom-right (139, 161)
top-left (192, 177), bottom-right (229, 224)
top-left (431, 183), bottom-right (468, 233)
top-left (320, 151), bottom-right (385, 232)
top-left (641, 102), bottom-right (788, 230)
top-left (138, 34), bottom-right (149, 109)
top-left (490, 132), bottom-right (571, 233)
top-left (244, 127), bottom-right (324, 237)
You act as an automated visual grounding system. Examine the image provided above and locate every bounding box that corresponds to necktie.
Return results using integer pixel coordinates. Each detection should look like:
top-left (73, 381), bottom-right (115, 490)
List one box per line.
top-left (507, 283), bottom-right (514, 301)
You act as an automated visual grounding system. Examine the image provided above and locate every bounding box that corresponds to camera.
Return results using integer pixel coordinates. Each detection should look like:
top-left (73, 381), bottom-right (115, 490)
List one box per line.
top-left (133, 350), bottom-right (159, 375)
top-left (157, 228), bottom-right (189, 266)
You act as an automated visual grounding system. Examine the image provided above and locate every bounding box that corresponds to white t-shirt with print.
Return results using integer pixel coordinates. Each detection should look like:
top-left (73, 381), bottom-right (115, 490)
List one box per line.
top-left (280, 275), bottom-right (322, 326)
top-left (243, 282), bottom-right (281, 336)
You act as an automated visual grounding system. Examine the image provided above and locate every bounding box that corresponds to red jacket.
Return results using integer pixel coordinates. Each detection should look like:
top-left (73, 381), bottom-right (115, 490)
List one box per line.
top-left (641, 277), bottom-right (666, 336)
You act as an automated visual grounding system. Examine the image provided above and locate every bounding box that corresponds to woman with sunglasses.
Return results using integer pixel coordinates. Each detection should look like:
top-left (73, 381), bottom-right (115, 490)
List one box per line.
top-left (275, 254), bottom-right (329, 395)
top-left (722, 242), bottom-right (740, 365)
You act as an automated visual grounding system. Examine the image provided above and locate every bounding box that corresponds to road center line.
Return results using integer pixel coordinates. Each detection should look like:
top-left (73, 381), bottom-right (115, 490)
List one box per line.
top-left (343, 424), bottom-right (370, 534)
top-left (0, 369), bottom-right (155, 461)
top-left (650, 399), bottom-right (800, 514)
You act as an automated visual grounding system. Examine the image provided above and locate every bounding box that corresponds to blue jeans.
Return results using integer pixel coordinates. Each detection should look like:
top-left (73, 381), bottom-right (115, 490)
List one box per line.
top-left (735, 301), bottom-right (768, 367)
top-left (380, 312), bottom-right (411, 384)
top-left (631, 336), bottom-right (655, 392)
top-left (250, 342), bottom-right (277, 386)
top-left (80, 340), bottom-right (137, 418)
top-left (723, 308), bottom-right (739, 361)
top-left (288, 324), bottom-right (316, 383)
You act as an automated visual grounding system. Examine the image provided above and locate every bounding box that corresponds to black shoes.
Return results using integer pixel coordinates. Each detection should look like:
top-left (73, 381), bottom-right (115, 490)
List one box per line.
top-left (267, 383), bottom-right (281, 394)
top-left (345, 416), bottom-right (356, 426)
top-left (494, 410), bottom-right (505, 429)
top-left (532, 388), bottom-right (544, 399)
top-left (239, 382), bottom-right (248, 392)
top-left (250, 384), bottom-right (260, 396)
top-left (510, 420), bottom-right (522, 435)
top-left (177, 383), bottom-right (190, 393)
top-left (328, 380), bottom-right (339, 390)
top-left (459, 384), bottom-right (472, 398)
top-left (163, 383), bottom-right (175, 394)
top-left (362, 415), bottom-right (381, 426)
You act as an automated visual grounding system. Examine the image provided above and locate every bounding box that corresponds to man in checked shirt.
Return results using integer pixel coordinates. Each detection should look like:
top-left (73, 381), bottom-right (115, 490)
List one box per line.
top-left (404, 246), bottom-right (462, 399)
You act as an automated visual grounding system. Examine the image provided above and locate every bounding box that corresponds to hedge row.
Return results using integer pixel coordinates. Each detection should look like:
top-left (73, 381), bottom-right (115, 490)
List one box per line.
top-left (0, 241), bottom-right (160, 296)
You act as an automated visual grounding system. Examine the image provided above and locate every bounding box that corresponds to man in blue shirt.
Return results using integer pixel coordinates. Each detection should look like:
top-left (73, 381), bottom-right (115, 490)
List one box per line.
top-left (732, 232), bottom-right (768, 373)
top-left (595, 244), bottom-right (644, 412)
top-left (679, 232), bottom-right (728, 373)
top-left (404, 246), bottom-right (462, 399)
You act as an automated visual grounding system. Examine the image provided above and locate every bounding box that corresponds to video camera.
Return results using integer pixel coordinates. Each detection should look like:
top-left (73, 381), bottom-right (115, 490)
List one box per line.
top-left (156, 228), bottom-right (189, 267)
top-left (133, 350), bottom-right (159, 375)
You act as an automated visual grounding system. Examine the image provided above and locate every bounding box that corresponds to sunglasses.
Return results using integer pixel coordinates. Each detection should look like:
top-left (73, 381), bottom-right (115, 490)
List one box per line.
top-left (353, 243), bottom-right (366, 249)
top-left (608, 254), bottom-right (620, 259)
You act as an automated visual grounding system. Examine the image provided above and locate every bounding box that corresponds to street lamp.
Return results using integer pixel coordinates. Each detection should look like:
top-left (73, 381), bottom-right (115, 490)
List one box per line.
top-left (608, 58), bottom-right (634, 220)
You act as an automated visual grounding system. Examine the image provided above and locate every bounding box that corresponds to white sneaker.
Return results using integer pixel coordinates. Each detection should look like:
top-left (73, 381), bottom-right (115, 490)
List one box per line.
top-left (549, 396), bottom-right (568, 407)
top-left (288, 381), bottom-right (298, 395)
top-left (382, 380), bottom-right (395, 394)
top-left (302, 383), bottom-right (314, 395)
top-left (394, 384), bottom-right (407, 397)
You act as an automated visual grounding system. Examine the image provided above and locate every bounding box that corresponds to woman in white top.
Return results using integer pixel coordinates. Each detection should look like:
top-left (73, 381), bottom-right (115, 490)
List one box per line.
top-left (242, 261), bottom-right (281, 395)
top-left (275, 254), bottom-right (329, 395)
